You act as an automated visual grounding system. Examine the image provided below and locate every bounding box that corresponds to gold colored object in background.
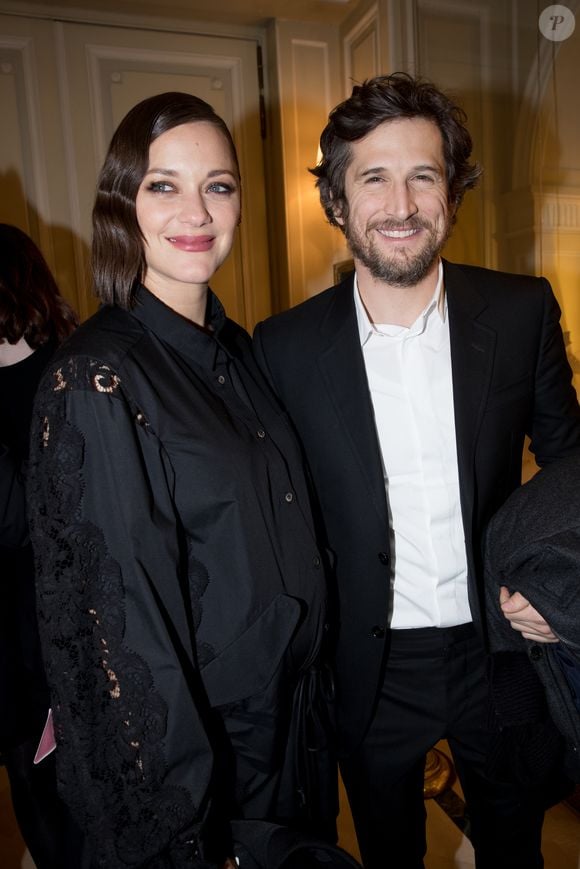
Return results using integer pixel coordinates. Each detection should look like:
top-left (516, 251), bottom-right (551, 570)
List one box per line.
top-left (423, 748), bottom-right (453, 798)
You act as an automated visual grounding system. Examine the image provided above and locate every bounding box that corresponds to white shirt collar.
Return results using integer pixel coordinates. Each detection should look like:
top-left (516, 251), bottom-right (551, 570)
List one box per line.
top-left (354, 260), bottom-right (446, 346)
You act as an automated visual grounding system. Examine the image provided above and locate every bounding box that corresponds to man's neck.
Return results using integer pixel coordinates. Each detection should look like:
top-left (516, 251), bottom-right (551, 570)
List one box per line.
top-left (356, 259), bottom-right (441, 328)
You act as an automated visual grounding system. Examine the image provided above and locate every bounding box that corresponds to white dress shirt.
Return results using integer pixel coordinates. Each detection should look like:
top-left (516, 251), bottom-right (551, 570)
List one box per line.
top-left (354, 262), bottom-right (471, 628)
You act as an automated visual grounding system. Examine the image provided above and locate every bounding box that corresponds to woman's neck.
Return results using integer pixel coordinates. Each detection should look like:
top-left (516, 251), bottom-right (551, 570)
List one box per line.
top-left (0, 336), bottom-right (35, 367)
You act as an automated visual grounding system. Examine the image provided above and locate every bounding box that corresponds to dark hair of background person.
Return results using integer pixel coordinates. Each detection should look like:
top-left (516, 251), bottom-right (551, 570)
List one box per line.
top-left (0, 223), bottom-right (78, 348)
top-left (310, 71), bottom-right (483, 228)
top-left (92, 91), bottom-right (241, 310)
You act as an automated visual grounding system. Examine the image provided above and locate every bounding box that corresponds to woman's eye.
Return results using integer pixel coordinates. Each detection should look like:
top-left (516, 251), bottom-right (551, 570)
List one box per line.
top-left (147, 181), bottom-right (174, 193)
top-left (207, 181), bottom-right (235, 194)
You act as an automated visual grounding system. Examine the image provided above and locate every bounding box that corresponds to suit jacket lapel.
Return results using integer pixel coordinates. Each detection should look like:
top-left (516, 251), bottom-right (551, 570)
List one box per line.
top-left (317, 278), bottom-right (389, 525)
top-left (313, 265), bottom-right (498, 539)
top-left (445, 260), bottom-right (496, 531)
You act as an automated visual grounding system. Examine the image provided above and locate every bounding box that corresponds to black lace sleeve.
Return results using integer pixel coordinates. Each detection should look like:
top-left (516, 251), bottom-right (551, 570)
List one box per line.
top-left (27, 357), bottom-right (215, 868)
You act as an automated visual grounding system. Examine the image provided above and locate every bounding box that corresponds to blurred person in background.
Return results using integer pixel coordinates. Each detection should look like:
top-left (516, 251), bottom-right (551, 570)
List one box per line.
top-left (0, 222), bottom-right (79, 867)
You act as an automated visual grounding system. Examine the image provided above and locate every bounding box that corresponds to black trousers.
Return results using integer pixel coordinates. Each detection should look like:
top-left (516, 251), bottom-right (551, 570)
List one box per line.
top-left (339, 624), bottom-right (545, 869)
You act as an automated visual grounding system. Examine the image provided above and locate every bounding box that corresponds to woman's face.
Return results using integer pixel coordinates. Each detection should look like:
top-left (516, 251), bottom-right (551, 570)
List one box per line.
top-left (135, 121), bottom-right (240, 302)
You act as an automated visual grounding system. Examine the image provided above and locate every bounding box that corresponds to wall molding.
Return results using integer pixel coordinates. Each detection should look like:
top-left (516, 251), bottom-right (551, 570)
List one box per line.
top-left (0, 32), bottom-right (54, 259)
top-left (343, 2), bottom-right (379, 93)
top-left (0, 2), bottom-right (263, 42)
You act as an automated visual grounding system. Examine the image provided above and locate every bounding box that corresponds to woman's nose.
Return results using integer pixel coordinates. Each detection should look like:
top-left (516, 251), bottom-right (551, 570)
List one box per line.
top-left (179, 192), bottom-right (211, 225)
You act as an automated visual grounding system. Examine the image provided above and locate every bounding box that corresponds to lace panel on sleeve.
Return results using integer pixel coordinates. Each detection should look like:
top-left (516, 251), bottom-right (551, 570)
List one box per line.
top-left (29, 357), bottom-right (203, 868)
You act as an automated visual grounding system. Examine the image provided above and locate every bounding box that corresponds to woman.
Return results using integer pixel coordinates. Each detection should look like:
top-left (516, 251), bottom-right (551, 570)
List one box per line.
top-left (27, 93), bottom-right (333, 868)
top-left (0, 223), bottom-right (79, 867)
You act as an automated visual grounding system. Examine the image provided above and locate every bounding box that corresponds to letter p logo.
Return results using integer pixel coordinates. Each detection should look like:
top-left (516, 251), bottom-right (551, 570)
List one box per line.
top-left (539, 5), bottom-right (576, 41)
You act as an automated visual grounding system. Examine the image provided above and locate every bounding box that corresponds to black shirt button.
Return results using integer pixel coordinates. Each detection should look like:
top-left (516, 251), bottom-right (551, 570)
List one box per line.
top-left (371, 625), bottom-right (385, 639)
top-left (378, 551), bottom-right (389, 565)
top-left (257, 429), bottom-right (266, 439)
top-left (529, 645), bottom-right (543, 661)
top-left (313, 555), bottom-right (321, 568)
top-left (284, 492), bottom-right (294, 503)
top-left (217, 375), bottom-right (226, 384)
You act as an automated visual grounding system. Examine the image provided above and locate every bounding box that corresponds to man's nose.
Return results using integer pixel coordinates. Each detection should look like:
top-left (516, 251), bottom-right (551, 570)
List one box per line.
top-left (386, 181), bottom-right (419, 222)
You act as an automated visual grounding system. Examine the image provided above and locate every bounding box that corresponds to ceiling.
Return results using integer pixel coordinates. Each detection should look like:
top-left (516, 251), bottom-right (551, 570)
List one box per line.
top-left (14, 0), bottom-right (359, 27)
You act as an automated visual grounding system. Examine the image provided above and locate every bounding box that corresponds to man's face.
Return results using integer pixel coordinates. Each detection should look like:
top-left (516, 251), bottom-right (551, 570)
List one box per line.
top-left (336, 117), bottom-right (454, 287)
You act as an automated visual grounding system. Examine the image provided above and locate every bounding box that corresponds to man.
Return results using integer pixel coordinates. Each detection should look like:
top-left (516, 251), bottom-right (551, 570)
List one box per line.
top-left (253, 73), bottom-right (580, 868)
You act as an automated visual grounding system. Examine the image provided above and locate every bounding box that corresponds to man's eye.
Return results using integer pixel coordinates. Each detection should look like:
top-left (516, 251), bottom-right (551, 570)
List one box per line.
top-left (412, 174), bottom-right (436, 185)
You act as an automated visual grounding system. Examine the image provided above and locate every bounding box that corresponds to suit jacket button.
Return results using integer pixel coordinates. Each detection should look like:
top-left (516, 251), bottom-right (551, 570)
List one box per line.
top-left (378, 551), bottom-right (389, 565)
top-left (371, 625), bottom-right (385, 639)
top-left (529, 645), bottom-right (543, 661)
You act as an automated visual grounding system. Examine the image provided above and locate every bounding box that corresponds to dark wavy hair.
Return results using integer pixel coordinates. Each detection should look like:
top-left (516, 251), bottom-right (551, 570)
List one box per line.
top-left (0, 223), bottom-right (78, 348)
top-left (310, 72), bottom-right (482, 228)
top-left (92, 91), bottom-right (240, 309)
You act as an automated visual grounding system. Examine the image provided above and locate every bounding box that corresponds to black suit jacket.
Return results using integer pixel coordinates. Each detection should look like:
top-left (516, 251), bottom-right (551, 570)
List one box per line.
top-left (484, 452), bottom-right (580, 781)
top-left (254, 260), bottom-right (580, 753)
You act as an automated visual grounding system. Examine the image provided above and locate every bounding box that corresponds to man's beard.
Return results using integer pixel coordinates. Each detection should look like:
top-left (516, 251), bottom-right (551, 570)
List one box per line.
top-left (344, 215), bottom-right (451, 287)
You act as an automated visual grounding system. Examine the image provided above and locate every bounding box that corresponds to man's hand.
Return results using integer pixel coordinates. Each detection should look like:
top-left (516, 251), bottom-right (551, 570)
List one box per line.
top-left (499, 586), bottom-right (558, 643)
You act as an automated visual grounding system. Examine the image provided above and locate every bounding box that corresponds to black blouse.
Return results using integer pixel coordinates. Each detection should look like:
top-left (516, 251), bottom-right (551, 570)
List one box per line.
top-left (27, 287), bottom-right (328, 868)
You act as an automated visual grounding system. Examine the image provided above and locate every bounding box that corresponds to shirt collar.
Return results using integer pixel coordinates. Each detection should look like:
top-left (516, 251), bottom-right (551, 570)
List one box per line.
top-left (354, 260), bottom-right (446, 346)
top-left (130, 284), bottom-right (232, 369)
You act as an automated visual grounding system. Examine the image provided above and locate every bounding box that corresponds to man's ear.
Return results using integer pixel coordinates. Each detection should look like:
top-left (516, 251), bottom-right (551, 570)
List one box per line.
top-left (330, 193), bottom-right (345, 226)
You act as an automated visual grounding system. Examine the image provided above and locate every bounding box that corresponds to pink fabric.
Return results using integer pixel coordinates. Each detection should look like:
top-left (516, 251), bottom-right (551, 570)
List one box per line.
top-left (34, 708), bottom-right (56, 764)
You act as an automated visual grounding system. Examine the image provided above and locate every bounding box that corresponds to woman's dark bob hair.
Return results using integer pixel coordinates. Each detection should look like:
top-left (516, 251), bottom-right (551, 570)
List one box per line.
top-left (92, 91), bottom-right (239, 309)
top-left (310, 72), bottom-right (482, 228)
top-left (0, 223), bottom-right (78, 348)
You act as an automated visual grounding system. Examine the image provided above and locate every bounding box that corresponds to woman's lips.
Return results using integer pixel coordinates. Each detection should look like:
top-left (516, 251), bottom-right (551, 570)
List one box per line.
top-left (167, 235), bottom-right (215, 251)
